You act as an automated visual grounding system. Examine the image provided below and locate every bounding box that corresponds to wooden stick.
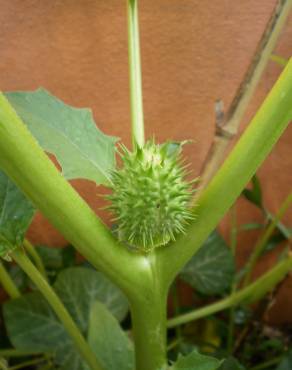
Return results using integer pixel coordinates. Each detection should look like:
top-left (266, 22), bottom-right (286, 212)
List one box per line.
top-left (197, 0), bottom-right (292, 196)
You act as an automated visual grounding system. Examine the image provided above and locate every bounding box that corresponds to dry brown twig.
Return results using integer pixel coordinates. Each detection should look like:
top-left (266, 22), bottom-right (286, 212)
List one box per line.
top-left (197, 0), bottom-right (292, 197)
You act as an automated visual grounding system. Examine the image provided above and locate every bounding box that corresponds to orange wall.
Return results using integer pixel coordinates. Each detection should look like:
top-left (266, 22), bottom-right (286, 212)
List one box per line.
top-left (0, 1), bottom-right (291, 322)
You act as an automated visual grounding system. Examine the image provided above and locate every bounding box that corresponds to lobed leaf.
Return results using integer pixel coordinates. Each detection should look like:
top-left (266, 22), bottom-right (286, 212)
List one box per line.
top-left (0, 171), bottom-right (35, 259)
top-left (54, 267), bottom-right (129, 327)
top-left (5, 89), bottom-right (118, 186)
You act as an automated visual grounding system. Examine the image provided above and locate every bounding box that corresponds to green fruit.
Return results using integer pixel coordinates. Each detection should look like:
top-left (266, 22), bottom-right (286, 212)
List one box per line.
top-left (107, 140), bottom-right (195, 252)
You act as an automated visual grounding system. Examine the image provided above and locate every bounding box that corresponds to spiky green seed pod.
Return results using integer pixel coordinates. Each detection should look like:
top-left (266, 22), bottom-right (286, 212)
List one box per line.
top-left (107, 140), bottom-right (195, 252)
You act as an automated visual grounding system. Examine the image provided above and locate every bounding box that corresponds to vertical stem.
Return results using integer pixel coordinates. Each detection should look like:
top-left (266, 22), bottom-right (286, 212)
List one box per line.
top-left (23, 239), bottom-right (48, 280)
top-left (0, 260), bottom-right (20, 299)
top-left (130, 289), bottom-right (167, 370)
top-left (11, 248), bottom-right (103, 370)
top-left (172, 280), bottom-right (183, 344)
top-left (227, 204), bottom-right (238, 352)
top-left (127, 0), bottom-right (145, 148)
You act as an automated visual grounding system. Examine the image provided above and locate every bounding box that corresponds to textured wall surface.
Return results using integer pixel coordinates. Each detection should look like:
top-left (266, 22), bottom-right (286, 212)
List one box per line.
top-left (0, 1), bottom-right (291, 321)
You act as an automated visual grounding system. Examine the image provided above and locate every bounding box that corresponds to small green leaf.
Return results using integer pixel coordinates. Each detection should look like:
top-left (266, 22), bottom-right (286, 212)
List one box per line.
top-left (242, 175), bottom-right (263, 209)
top-left (172, 350), bottom-right (222, 370)
top-left (88, 301), bottom-right (134, 370)
top-left (5, 89), bottom-right (118, 186)
top-left (180, 231), bottom-right (235, 295)
top-left (219, 357), bottom-right (245, 370)
top-left (0, 171), bottom-right (35, 259)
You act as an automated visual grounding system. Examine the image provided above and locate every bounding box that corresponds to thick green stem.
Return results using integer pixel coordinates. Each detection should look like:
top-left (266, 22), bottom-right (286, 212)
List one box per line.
top-left (129, 254), bottom-right (168, 370)
top-left (243, 191), bottom-right (292, 286)
top-left (131, 291), bottom-right (167, 370)
top-left (23, 239), bottom-right (48, 280)
top-left (11, 248), bottom-right (103, 370)
top-left (127, 0), bottom-right (145, 148)
top-left (158, 59), bottom-right (292, 287)
top-left (0, 260), bottom-right (20, 299)
top-left (167, 255), bottom-right (292, 328)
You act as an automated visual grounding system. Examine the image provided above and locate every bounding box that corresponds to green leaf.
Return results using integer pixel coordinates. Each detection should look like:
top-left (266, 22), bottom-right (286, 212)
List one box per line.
top-left (277, 351), bottom-right (292, 370)
top-left (180, 231), bottom-right (235, 295)
top-left (54, 267), bottom-right (129, 326)
top-left (88, 301), bottom-right (134, 370)
top-left (3, 266), bottom-right (129, 370)
top-left (5, 89), bottom-right (118, 186)
top-left (3, 292), bottom-right (87, 370)
top-left (0, 171), bottom-right (35, 259)
top-left (219, 357), bottom-right (245, 370)
top-left (242, 175), bottom-right (263, 209)
top-left (172, 351), bottom-right (222, 370)
top-left (36, 245), bottom-right (76, 283)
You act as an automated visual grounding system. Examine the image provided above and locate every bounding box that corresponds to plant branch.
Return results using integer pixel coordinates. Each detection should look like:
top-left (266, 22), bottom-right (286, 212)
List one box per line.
top-left (250, 356), bottom-right (283, 370)
top-left (198, 0), bottom-right (292, 193)
top-left (127, 0), bottom-right (145, 148)
top-left (0, 260), bottom-right (20, 299)
top-left (0, 93), bottom-right (151, 298)
top-left (11, 248), bottom-right (103, 370)
top-left (23, 239), bottom-right (47, 280)
top-left (8, 357), bottom-right (48, 370)
top-left (157, 59), bottom-right (292, 287)
top-left (167, 254), bottom-right (292, 328)
top-left (243, 191), bottom-right (292, 286)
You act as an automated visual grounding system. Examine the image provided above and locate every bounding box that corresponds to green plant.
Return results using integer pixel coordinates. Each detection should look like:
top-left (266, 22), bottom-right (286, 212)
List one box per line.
top-left (0, 1), bottom-right (291, 370)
